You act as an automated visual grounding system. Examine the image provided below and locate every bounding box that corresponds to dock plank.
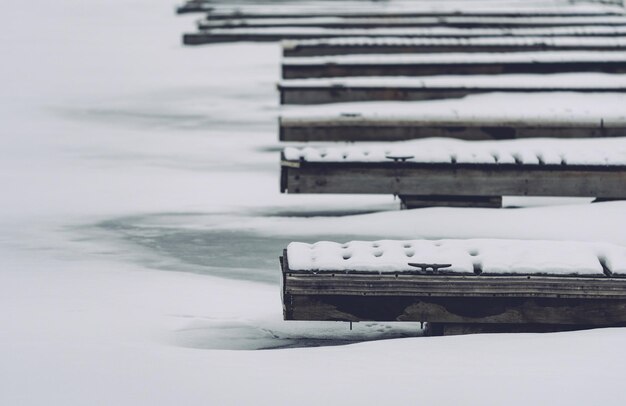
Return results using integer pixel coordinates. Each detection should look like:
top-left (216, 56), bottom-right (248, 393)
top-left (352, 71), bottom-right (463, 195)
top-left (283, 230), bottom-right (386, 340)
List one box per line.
top-left (282, 53), bottom-right (626, 79)
top-left (278, 75), bottom-right (626, 104)
top-left (279, 116), bottom-right (626, 142)
top-left (283, 37), bottom-right (626, 57)
top-left (199, 16), bottom-right (626, 30)
top-left (207, 8), bottom-right (626, 20)
top-left (281, 161), bottom-right (626, 199)
top-left (184, 26), bottom-right (626, 45)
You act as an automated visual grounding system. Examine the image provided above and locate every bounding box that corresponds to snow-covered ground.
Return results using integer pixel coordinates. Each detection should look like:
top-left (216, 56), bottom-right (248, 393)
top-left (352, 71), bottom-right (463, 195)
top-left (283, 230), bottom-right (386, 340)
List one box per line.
top-left (2, 0), bottom-right (626, 404)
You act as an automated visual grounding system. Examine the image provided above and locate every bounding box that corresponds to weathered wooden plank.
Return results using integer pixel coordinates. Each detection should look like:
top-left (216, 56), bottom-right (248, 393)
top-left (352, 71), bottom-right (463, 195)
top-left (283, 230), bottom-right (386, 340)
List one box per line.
top-left (199, 16), bottom-right (626, 30)
top-left (282, 38), bottom-right (626, 57)
top-left (281, 240), bottom-right (626, 328)
top-left (284, 294), bottom-right (626, 325)
top-left (427, 322), bottom-right (607, 335)
top-left (278, 84), bottom-right (626, 104)
top-left (284, 274), bottom-right (626, 298)
top-left (399, 195), bottom-right (502, 209)
top-left (176, 0), bottom-right (212, 14)
top-left (280, 161), bottom-right (626, 199)
top-left (282, 59), bottom-right (626, 79)
top-left (207, 9), bottom-right (626, 20)
top-left (279, 117), bottom-right (626, 142)
top-left (183, 26), bottom-right (626, 45)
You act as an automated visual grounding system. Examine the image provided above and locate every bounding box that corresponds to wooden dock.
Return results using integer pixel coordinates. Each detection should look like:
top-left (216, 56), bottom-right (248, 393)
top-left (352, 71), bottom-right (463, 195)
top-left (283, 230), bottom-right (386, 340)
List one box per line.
top-left (280, 144), bottom-right (626, 208)
top-left (279, 116), bottom-right (626, 142)
top-left (180, 1), bottom-right (626, 336)
top-left (198, 16), bottom-right (626, 30)
top-left (183, 26), bottom-right (626, 45)
top-left (281, 240), bottom-right (626, 335)
top-left (176, 0), bottom-right (212, 14)
top-left (283, 37), bottom-right (626, 57)
top-left (206, 8), bottom-right (626, 20)
top-left (282, 53), bottom-right (626, 79)
top-left (278, 76), bottom-right (626, 104)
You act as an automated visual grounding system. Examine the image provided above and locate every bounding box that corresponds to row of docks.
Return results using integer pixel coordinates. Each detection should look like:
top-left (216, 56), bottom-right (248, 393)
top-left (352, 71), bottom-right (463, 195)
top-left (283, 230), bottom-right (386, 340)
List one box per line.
top-left (177, 0), bottom-right (626, 335)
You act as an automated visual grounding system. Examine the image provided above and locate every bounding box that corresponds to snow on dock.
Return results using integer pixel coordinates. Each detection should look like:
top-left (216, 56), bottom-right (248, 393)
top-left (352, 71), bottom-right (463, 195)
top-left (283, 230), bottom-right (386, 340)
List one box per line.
top-left (282, 36), bottom-right (626, 56)
top-left (206, 6), bottom-right (626, 19)
top-left (282, 51), bottom-right (626, 78)
top-left (198, 1), bottom-right (626, 18)
top-left (278, 91), bottom-right (626, 142)
top-left (280, 137), bottom-right (626, 207)
top-left (279, 92), bottom-right (626, 123)
top-left (286, 239), bottom-right (626, 275)
top-left (199, 15), bottom-right (626, 30)
top-left (284, 51), bottom-right (626, 66)
top-left (282, 137), bottom-right (626, 165)
top-left (184, 25), bottom-right (626, 45)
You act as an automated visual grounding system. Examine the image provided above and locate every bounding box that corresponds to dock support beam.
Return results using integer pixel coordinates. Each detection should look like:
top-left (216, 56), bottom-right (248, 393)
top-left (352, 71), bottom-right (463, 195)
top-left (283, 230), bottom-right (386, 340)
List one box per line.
top-left (400, 195), bottom-right (502, 209)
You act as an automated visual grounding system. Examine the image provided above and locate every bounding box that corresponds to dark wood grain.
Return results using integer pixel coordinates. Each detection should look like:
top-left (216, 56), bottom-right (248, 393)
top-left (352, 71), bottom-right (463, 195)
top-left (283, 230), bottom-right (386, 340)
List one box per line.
top-left (279, 117), bottom-right (625, 142)
top-left (283, 42), bottom-right (626, 57)
top-left (200, 17), bottom-right (626, 30)
top-left (278, 84), bottom-right (626, 104)
top-left (280, 252), bottom-right (626, 328)
top-left (206, 10), bottom-right (626, 20)
top-left (282, 60), bottom-right (626, 79)
top-left (280, 160), bottom-right (626, 200)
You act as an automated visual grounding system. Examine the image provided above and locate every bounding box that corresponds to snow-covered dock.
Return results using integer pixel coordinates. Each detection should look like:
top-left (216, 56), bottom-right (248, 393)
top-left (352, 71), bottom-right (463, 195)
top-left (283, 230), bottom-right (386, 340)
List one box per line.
top-left (281, 239), bottom-right (626, 334)
top-left (281, 240), bottom-right (626, 334)
top-left (183, 25), bottom-right (626, 45)
top-left (198, 15), bottom-right (626, 30)
top-left (278, 74), bottom-right (626, 104)
top-left (206, 6), bottom-right (626, 20)
top-left (283, 36), bottom-right (626, 57)
top-left (280, 138), bottom-right (626, 208)
top-left (176, 0), bottom-right (213, 14)
top-left (282, 51), bottom-right (626, 79)
top-left (279, 115), bottom-right (626, 142)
